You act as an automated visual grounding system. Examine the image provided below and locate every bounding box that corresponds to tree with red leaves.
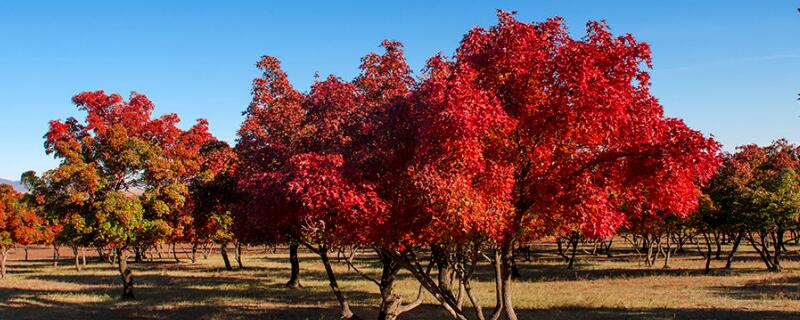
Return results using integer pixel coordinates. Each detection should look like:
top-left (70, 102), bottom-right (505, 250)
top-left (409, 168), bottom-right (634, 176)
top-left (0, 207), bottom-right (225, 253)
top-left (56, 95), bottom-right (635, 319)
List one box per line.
top-left (236, 11), bottom-right (720, 320)
top-left (405, 12), bottom-right (721, 319)
top-left (44, 90), bottom-right (214, 299)
top-left (0, 184), bottom-right (44, 278)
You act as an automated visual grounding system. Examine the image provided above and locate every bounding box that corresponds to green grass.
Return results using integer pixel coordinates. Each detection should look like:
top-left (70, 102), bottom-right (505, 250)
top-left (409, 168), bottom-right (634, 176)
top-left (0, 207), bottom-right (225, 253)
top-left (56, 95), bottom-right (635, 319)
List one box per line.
top-left (0, 243), bottom-right (798, 319)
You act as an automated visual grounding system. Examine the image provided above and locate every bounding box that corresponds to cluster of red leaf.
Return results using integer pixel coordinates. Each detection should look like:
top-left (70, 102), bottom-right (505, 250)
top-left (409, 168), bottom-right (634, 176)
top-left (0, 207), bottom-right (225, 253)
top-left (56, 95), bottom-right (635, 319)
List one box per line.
top-left (234, 12), bottom-right (721, 319)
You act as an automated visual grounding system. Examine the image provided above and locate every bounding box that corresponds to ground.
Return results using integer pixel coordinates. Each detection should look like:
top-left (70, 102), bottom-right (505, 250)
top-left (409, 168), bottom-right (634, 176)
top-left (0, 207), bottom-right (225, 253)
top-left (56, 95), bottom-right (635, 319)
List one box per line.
top-left (0, 242), bottom-right (797, 320)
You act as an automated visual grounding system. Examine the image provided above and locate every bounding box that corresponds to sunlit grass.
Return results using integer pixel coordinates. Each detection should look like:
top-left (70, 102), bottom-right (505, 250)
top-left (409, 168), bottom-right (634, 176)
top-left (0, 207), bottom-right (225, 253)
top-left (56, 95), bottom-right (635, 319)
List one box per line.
top-left (0, 243), bottom-right (798, 319)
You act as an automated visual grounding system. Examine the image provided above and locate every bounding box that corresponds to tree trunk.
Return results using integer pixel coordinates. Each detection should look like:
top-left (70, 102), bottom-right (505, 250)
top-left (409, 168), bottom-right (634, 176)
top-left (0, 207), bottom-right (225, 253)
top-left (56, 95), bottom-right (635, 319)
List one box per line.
top-left (72, 245), bottom-right (82, 272)
top-left (702, 232), bottom-right (712, 273)
top-left (663, 226), bottom-right (672, 269)
top-left (772, 228), bottom-right (784, 272)
top-left (432, 245), bottom-right (454, 295)
top-left (500, 240), bottom-right (518, 320)
top-left (286, 243), bottom-right (302, 288)
top-left (23, 245), bottom-right (28, 261)
top-left (81, 247), bottom-right (86, 267)
top-left (191, 243), bottom-right (197, 264)
top-left (567, 235), bottom-right (578, 269)
top-left (53, 244), bottom-right (59, 268)
top-left (172, 243), bottom-right (180, 263)
top-left (725, 232), bottom-right (743, 269)
top-left (318, 247), bottom-right (359, 319)
top-left (378, 252), bottom-right (403, 320)
top-left (1, 247), bottom-right (8, 278)
top-left (235, 242), bottom-right (244, 269)
top-left (134, 245), bottom-right (142, 263)
top-left (220, 242), bottom-right (232, 271)
top-left (488, 249), bottom-right (504, 320)
top-left (116, 248), bottom-right (135, 300)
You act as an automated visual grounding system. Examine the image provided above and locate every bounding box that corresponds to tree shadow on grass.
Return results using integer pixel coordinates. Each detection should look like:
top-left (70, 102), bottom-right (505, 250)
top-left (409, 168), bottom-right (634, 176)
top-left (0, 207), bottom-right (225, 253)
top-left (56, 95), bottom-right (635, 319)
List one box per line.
top-left (711, 275), bottom-right (800, 301)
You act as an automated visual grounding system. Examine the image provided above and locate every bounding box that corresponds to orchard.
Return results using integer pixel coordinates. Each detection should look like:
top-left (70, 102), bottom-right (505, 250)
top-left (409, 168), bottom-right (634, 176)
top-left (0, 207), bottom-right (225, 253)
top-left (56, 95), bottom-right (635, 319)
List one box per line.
top-left (1, 11), bottom-right (798, 320)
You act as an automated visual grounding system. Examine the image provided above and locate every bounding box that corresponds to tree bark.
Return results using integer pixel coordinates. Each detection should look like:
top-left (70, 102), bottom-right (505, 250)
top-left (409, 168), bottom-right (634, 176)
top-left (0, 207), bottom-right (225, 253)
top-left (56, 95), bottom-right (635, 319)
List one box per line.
top-left (116, 248), bottom-right (135, 300)
top-left (500, 240), bottom-right (518, 320)
top-left (53, 244), bottom-right (59, 268)
top-left (72, 245), bottom-right (82, 272)
top-left (23, 245), bottom-right (28, 261)
top-left (286, 243), bottom-right (302, 288)
top-left (191, 243), bottom-right (197, 264)
top-left (172, 243), bottom-right (181, 263)
top-left (378, 251), bottom-right (403, 320)
top-left (702, 232), bottom-right (712, 273)
top-left (488, 249), bottom-right (504, 320)
top-left (724, 232), bottom-right (743, 269)
top-left (1, 247), bottom-right (8, 278)
top-left (318, 247), bottom-right (359, 319)
top-left (567, 235), bottom-right (579, 269)
top-left (235, 242), bottom-right (244, 269)
top-left (663, 226), bottom-right (672, 269)
top-left (220, 242), bottom-right (233, 271)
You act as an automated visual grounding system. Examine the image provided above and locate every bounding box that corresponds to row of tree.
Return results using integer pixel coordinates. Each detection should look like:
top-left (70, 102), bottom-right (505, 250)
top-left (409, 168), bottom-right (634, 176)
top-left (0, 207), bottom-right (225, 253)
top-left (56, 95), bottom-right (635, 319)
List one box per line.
top-left (0, 12), bottom-right (794, 320)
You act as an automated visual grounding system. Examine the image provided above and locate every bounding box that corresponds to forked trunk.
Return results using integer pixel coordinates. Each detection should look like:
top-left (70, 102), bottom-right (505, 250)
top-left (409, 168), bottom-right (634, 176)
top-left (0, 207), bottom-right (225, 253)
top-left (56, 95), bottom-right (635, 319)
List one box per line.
top-left (286, 243), bottom-right (302, 288)
top-left (116, 248), bottom-right (135, 300)
top-left (488, 249), bottom-right (504, 320)
top-left (378, 252), bottom-right (403, 320)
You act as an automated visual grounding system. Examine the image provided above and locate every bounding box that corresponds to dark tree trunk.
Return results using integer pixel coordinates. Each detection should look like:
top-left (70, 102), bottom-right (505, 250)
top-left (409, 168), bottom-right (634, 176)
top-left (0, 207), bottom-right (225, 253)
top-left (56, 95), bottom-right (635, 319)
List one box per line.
top-left (318, 247), bottom-right (358, 319)
top-left (235, 242), bottom-right (244, 269)
top-left (702, 232), bottom-right (712, 273)
top-left (116, 248), bottom-right (135, 300)
top-left (286, 243), bottom-right (302, 288)
top-left (663, 225), bottom-right (672, 269)
top-left (567, 235), bottom-right (579, 270)
top-left (772, 228), bottom-right (784, 272)
top-left (23, 245), bottom-right (28, 261)
top-left (220, 242), bottom-right (232, 271)
top-left (133, 245), bottom-right (142, 263)
top-left (172, 243), bottom-right (181, 263)
top-left (725, 232), bottom-right (743, 269)
top-left (191, 243), bottom-right (197, 264)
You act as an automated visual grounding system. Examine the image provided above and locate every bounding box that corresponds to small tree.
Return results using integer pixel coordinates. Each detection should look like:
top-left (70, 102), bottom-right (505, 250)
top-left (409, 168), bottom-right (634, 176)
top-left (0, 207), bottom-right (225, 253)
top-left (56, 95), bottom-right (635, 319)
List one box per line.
top-left (44, 90), bottom-right (212, 298)
top-left (0, 184), bottom-right (44, 278)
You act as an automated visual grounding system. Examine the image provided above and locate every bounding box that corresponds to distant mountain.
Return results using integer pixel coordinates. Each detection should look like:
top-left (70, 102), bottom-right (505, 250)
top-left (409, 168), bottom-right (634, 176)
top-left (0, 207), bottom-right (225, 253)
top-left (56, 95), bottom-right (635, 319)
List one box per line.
top-left (0, 179), bottom-right (28, 193)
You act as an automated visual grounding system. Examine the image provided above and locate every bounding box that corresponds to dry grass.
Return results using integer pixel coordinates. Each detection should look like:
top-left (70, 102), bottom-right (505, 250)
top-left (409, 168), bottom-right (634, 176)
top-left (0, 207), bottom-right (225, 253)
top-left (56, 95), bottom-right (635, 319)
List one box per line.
top-left (0, 242), bottom-right (798, 319)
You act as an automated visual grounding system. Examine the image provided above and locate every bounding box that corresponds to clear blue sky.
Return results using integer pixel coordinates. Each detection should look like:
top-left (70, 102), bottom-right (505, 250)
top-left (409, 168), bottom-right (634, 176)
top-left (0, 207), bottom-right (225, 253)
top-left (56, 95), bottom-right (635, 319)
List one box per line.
top-left (1, 1), bottom-right (798, 180)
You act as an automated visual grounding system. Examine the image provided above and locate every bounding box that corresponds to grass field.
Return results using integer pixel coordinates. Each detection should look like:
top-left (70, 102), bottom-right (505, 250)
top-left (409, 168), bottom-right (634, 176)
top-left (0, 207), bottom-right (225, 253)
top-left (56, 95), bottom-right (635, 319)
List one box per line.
top-left (0, 242), bottom-right (798, 320)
